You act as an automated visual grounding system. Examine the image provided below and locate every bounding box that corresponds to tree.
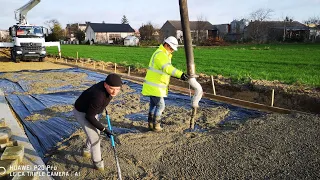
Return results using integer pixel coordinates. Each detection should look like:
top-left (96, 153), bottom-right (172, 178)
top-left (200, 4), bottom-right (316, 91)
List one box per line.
top-left (139, 22), bottom-right (155, 40)
top-left (247, 8), bottom-right (274, 42)
top-left (304, 16), bottom-right (320, 26)
top-left (121, 15), bottom-right (129, 24)
top-left (75, 30), bottom-right (85, 43)
top-left (67, 23), bottom-right (79, 38)
top-left (249, 8), bottom-right (273, 21)
top-left (45, 19), bottom-right (65, 41)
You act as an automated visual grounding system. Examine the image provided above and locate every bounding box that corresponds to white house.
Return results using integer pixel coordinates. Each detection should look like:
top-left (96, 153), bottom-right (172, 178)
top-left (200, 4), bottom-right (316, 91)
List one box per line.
top-left (85, 23), bottom-right (135, 44)
top-left (124, 36), bottom-right (139, 46)
top-left (307, 24), bottom-right (320, 42)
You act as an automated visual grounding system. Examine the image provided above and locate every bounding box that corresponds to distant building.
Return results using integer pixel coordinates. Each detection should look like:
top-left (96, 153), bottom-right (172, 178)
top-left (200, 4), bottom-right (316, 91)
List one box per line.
top-left (160, 20), bottom-right (214, 43)
top-left (212, 24), bottom-right (230, 39)
top-left (124, 36), bottom-right (139, 46)
top-left (307, 23), bottom-right (320, 42)
top-left (230, 19), bottom-right (249, 34)
top-left (244, 21), bottom-right (309, 42)
top-left (85, 22), bottom-right (135, 44)
top-left (223, 19), bottom-right (249, 41)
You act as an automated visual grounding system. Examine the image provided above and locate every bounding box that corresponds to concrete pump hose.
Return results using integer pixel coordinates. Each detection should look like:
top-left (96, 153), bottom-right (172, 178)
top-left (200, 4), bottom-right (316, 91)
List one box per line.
top-left (188, 77), bottom-right (203, 108)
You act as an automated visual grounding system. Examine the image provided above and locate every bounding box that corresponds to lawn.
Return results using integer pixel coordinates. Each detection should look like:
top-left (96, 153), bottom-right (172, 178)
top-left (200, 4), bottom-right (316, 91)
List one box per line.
top-left (47, 44), bottom-right (320, 87)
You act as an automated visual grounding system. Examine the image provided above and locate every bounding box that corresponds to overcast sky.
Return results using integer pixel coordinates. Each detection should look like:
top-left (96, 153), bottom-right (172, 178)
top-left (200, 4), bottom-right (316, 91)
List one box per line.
top-left (0, 0), bottom-right (319, 30)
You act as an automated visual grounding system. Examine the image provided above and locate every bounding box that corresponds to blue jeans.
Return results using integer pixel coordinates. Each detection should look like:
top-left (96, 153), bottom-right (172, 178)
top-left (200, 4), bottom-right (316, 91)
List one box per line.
top-left (149, 96), bottom-right (165, 117)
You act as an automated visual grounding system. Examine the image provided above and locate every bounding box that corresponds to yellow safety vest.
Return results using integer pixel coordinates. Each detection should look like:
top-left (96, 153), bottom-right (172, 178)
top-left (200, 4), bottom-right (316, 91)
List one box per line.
top-left (142, 44), bottom-right (183, 97)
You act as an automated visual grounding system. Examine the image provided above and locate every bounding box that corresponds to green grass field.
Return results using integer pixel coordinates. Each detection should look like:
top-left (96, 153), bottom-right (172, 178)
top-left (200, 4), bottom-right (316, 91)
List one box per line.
top-left (47, 44), bottom-right (320, 87)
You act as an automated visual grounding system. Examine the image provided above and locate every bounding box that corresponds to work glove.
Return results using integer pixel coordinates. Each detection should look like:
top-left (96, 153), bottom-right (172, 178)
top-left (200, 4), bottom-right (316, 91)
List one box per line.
top-left (102, 128), bottom-right (114, 138)
top-left (102, 128), bottom-right (121, 145)
top-left (180, 73), bottom-right (189, 81)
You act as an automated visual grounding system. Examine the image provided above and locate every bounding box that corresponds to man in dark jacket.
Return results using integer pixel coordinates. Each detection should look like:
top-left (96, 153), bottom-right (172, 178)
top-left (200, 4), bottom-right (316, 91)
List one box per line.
top-left (73, 73), bottom-right (122, 171)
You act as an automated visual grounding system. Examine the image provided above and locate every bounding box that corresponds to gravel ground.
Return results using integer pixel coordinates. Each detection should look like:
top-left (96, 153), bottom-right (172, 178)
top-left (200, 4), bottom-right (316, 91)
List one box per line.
top-left (47, 91), bottom-right (320, 179)
top-left (159, 113), bottom-right (320, 179)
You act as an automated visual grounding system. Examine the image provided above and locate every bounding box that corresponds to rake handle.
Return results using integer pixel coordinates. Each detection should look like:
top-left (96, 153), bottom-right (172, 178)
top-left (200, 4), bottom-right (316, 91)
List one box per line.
top-left (106, 115), bottom-right (122, 180)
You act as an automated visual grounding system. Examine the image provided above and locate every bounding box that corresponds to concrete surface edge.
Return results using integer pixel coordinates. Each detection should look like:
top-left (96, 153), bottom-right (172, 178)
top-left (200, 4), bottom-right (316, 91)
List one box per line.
top-left (0, 90), bottom-right (52, 179)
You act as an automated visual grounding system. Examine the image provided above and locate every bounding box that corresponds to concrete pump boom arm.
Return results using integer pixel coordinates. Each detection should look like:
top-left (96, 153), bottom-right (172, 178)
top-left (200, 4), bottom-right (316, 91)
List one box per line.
top-left (14, 0), bottom-right (41, 25)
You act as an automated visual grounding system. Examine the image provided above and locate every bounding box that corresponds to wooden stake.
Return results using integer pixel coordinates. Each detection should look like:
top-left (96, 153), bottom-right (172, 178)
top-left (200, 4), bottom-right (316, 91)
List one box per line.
top-left (271, 89), bottom-right (275, 107)
top-left (128, 66), bottom-right (131, 76)
top-left (82, 61), bottom-right (84, 67)
top-left (114, 63), bottom-right (117, 73)
top-left (93, 61), bottom-right (96, 69)
top-left (102, 65), bottom-right (105, 70)
top-left (65, 59), bottom-right (67, 64)
top-left (211, 75), bottom-right (216, 95)
top-left (76, 52), bottom-right (78, 60)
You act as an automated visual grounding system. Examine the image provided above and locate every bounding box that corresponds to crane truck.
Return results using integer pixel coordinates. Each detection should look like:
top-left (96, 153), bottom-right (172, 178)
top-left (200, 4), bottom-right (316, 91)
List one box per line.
top-left (0, 0), bottom-right (61, 63)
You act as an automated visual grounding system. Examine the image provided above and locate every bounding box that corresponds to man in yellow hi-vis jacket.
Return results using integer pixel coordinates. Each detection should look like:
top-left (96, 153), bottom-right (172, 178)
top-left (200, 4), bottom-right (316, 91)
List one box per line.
top-left (142, 36), bottom-right (188, 131)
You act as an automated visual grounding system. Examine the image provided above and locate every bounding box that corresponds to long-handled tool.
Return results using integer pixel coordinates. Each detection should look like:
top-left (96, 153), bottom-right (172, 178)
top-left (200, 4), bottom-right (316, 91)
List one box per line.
top-left (105, 114), bottom-right (122, 180)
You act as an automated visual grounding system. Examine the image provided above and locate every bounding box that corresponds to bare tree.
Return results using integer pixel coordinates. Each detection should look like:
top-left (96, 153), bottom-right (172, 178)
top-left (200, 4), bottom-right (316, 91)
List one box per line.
top-left (304, 16), bottom-right (320, 26)
top-left (247, 8), bottom-right (274, 42)
top-left (250, 8), bottom-right (273, 21)
top-left (195, 15), bottom-right (208, 45)
top-left (45, 19), bottom-right (60, 31)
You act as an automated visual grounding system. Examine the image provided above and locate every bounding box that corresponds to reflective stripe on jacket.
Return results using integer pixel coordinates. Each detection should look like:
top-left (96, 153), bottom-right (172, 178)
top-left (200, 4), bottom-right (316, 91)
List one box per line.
top-left (142, 44), bottom-right (183, 97)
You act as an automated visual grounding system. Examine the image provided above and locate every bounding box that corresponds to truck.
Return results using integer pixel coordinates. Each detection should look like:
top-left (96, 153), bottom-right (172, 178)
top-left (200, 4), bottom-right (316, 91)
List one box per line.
top-left (0, 0), bottom-right (61, 63)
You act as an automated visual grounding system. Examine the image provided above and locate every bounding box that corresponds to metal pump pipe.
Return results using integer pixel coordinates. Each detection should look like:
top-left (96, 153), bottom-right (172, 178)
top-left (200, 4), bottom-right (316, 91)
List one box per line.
top-left (179, 0), bottom-right (203, 130)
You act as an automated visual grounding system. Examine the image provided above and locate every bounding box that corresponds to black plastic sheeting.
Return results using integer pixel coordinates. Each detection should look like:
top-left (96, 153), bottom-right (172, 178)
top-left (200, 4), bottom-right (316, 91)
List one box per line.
top-left (0, 68), bottom-right (264, 162)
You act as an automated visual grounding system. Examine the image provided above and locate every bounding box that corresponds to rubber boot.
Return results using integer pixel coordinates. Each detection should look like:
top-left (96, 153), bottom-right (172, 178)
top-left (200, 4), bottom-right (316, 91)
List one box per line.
top-left (82, 147), bottom-right (91, 158)
top-left (153, 116), bottom-right (163, 131)
top-left (93, 160), bottom-right (104, 171)
top-left (147, 113), bottom-right (154, 130)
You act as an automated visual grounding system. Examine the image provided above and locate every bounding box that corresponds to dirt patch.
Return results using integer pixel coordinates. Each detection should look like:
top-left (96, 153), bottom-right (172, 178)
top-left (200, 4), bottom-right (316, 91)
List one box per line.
top-left (25, 113), bottom-right (51, 121)
top-left (0, 71), bottom-right (95, 94)
top-left (0, 49), bottom-right (69, 72)
top-left (194, 74), bottom-right (320, 114)
top-left (25, 105), bottom-right (75, 121)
